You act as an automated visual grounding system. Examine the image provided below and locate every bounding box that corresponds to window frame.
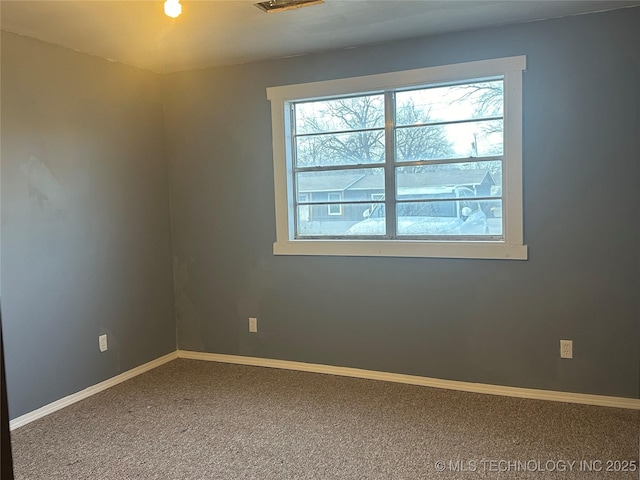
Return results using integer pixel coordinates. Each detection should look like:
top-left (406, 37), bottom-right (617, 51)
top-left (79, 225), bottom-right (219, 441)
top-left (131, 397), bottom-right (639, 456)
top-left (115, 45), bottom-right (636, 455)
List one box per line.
top-left (267, 56), bottom-right (527, 260)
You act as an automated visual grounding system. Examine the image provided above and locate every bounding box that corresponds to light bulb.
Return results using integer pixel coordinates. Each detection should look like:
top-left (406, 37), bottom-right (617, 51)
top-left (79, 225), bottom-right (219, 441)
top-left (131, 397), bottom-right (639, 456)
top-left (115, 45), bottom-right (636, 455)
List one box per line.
top-left (164, 0), bottom-right (182, 18)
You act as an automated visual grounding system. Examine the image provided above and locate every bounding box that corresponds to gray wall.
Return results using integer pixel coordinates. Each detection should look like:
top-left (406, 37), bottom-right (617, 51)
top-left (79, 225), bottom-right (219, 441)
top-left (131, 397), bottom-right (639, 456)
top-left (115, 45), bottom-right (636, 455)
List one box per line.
top-left (1, 6), bottom-right (638, 421)
top-left (1, 32), bottom-right (176, 418)
top-left (164, 8), bottom-right (639, 399)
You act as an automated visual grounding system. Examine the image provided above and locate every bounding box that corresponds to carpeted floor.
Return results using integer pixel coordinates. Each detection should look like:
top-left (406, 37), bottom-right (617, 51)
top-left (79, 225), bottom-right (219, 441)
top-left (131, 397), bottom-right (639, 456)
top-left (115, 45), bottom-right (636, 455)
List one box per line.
top-left (10, 359), bottom-right (640, 479)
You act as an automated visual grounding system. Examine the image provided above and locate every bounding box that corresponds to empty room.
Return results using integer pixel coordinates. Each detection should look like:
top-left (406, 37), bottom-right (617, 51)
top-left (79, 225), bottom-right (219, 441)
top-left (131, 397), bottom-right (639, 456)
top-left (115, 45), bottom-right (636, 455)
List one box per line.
top-left (1, 1), bottom-right (639, 478)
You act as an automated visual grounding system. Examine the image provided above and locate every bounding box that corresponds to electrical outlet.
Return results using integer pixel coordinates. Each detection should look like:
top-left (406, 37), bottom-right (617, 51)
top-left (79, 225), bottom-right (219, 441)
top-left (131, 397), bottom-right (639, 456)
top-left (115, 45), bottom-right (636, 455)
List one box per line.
top-left (249, 317), bottom-right (258, 333)
top-left (99, 334), bottom-right (108, 352)
top-left (560, 339), bottom-right (572, 359)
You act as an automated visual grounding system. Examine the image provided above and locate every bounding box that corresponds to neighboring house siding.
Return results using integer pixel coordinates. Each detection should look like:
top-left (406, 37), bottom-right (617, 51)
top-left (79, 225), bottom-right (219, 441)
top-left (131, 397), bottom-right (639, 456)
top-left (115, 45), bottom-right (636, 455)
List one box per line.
top-left (300, 171), bottom-right (497, 222)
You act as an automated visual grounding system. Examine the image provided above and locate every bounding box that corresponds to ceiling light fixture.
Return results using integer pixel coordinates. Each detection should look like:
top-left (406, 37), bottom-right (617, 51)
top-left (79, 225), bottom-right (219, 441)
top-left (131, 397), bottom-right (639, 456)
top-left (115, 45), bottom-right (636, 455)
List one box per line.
top-left (164, 0), bottom-right (182, 18)
top-left (254, 0), bottom-right (324, 13)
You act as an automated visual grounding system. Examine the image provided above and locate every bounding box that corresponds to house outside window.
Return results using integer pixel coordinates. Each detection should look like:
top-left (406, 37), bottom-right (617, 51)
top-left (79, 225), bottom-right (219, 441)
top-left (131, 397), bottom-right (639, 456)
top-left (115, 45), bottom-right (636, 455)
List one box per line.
top-left (267, 56), bottom-right (527, 259)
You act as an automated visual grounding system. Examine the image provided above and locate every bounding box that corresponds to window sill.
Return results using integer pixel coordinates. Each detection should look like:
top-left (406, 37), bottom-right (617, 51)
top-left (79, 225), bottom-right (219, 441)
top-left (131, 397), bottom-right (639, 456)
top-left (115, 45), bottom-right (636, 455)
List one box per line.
top-left (273, 240), bottom-right (528, 260)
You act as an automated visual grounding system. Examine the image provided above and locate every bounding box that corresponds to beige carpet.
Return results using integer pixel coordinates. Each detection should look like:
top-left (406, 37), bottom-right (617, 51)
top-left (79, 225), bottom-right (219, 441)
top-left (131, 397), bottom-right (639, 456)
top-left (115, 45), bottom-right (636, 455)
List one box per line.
top-left (10, 359), bottom-right (640, 479)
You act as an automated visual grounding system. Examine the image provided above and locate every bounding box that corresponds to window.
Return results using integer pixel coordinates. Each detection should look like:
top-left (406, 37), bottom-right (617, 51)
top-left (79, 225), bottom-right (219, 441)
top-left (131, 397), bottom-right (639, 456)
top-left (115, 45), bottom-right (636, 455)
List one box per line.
top-left (327, 192), bottom-right (343, 216)
top-left (267, 56), bottom-right (527, 259)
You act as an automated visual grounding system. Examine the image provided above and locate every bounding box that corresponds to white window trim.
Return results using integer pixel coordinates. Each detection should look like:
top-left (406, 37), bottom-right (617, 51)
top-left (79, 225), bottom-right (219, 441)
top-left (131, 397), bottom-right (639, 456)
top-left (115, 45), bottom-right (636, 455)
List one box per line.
top-left (267, 56), bottom-right (528, 260)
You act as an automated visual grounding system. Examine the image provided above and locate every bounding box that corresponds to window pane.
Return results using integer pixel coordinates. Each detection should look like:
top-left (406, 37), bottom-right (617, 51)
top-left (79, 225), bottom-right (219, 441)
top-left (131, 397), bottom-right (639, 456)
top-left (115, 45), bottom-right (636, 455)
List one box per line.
top-left (297, 202), bottom-right (386, 237)
top-left (395, 162), bottom-right (501, 200)
top-left (396, 120), bottom-right (502, 162)
top-left (396, 199), bottom-right (493, 237)
top-left (395, 80), bottom-right (503, 126)
top-left (295, 130), bottom-right (384, 167)
top-left (295, 94), bottom-right (385, 134)
top-left (295, 168), bottom-right (385, 237)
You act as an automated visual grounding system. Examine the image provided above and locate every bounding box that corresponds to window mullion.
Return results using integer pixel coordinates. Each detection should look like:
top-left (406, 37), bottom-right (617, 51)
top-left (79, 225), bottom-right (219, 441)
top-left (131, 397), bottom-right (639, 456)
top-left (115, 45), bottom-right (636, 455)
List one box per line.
top-left (395, 115), bottom-right (503, 129)
top-left (395, 155), bottom-right (502, 168)
top-left (294, 163), bottom-right (384, 173)
top-left (384, 91), bottom-right (396, 239)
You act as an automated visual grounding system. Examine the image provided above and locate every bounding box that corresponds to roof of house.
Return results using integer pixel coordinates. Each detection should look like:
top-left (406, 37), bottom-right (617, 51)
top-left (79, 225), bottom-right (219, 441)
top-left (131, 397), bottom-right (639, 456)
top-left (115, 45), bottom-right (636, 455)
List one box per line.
top-left (298, 169), bottom-right (494, 193)
top-left (296, 173), bottom-right (364, 193)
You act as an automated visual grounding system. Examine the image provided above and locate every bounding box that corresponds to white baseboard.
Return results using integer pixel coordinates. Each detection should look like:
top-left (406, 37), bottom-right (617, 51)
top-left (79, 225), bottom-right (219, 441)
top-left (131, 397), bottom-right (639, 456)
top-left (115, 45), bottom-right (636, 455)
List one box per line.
top-left (10, 349), bottom-right (639, 431)
top-left (9, 351), bottom-right (178, 431)
top-left (178, 350), bottom-right (640, 410)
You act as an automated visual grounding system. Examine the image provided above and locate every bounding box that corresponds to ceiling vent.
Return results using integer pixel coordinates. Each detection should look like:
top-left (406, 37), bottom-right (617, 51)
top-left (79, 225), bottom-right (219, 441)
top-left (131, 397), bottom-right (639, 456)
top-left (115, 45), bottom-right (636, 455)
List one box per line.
top-left (254, 0), bottom-right (324, 13)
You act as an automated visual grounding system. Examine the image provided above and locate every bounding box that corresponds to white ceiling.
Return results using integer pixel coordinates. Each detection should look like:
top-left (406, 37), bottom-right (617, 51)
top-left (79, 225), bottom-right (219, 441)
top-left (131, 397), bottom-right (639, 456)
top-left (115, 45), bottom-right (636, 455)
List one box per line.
top-left (1, 0), bottom-right (639, 73)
